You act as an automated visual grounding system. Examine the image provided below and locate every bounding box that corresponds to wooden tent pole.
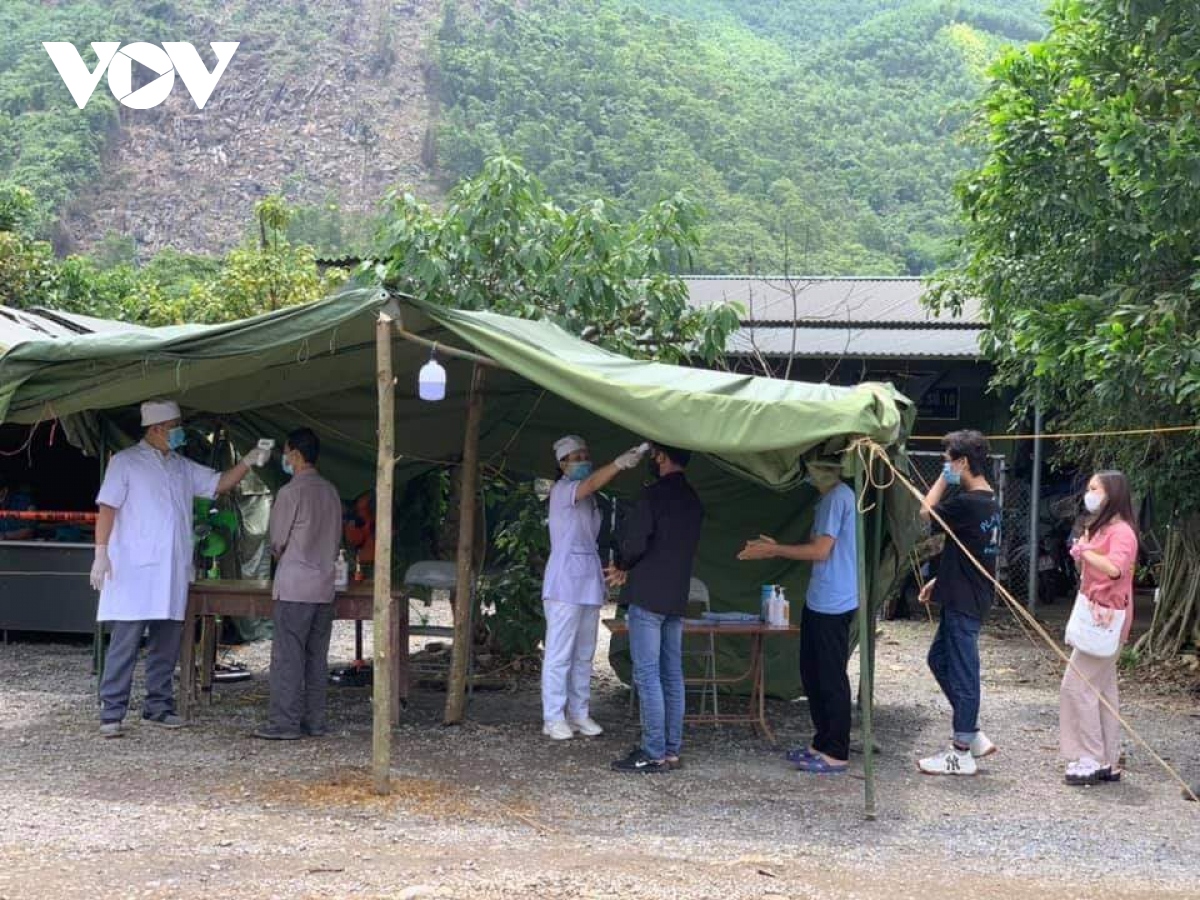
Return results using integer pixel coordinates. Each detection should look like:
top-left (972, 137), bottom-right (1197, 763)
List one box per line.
top-left (445, 364), bottom-right (485, 724)
top-left (371, 313), bottom-right (396, 795)
top-left (870, 459), bottom-right (886, 705)
top-left (855, 457), bottom-right (877, 820)
top-left (867, 456), bottom-right (888, 819)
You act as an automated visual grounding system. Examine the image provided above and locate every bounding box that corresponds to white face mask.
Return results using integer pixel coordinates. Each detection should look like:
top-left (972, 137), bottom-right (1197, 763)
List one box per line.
top-left (1083, 490), bottom-right (1104, 514)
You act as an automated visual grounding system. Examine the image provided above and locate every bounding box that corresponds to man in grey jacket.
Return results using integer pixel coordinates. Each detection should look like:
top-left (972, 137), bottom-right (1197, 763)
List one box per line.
top-left (254, 428), bottom-right (343, 740)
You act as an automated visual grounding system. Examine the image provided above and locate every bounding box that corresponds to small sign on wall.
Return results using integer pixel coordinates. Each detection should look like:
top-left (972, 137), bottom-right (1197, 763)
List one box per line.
top-left (917, 386), bottom-right (960, 421)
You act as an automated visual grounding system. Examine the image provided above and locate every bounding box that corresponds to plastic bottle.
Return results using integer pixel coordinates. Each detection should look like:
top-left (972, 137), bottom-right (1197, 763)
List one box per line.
top-left (334, 549), bottom-right (349, 591)
top-left (760, 584), bottom-right (775, 622)
top-left (353, 559), bottom-right (365, 582)
top-left (779, 587), bottom-right (790, 626)
top-left (767, 587), bottom-right (782, 626)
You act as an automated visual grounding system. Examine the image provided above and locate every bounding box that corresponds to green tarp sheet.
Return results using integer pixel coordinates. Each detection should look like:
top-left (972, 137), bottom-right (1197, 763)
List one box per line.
top-left (0, 286), bottom-right (918, 696)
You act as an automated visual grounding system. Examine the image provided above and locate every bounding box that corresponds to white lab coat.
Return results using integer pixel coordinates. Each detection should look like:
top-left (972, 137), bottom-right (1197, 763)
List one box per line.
top-left (540, 477), bottom-right (605, 723)
top-left (96, 441), bottom-right (220, 622)
top-left (541, 478), bottom-right (604, 607)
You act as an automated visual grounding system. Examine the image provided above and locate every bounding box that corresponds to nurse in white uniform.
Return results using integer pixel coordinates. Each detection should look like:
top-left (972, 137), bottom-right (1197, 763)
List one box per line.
top-left (90, 400), bottom-right (270, 738)
top-left (542, 435), bottom-right (647, 740)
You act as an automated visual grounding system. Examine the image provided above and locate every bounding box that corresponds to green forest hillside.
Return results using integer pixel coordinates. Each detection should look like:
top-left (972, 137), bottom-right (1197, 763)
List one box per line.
top-left (434, 0), bottom-right (1047, 274)
top-left (0, 0), bottom-right (1045, 273)
top-left (0, 0), bottom-right (436, 256)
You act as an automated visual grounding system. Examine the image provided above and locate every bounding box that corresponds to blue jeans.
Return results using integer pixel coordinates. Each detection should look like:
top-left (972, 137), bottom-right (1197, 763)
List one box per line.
top-left (927, 608), bottom-right (982, 745)
top-left (628, 604), bottom-right (684, 760)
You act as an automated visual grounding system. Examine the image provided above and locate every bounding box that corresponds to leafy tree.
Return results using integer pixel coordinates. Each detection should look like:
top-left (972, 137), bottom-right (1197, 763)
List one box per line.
top-left (931, 0), bottom-right (1200, 654)
top-left (378, 155), bottom-right (740, 362)
top-left (0, 192), bottom-right (345, 325)
top-left (376, 155), bottom-right (740, 657)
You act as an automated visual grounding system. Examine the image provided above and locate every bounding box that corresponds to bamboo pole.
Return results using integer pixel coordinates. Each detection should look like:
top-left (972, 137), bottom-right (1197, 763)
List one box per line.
top-left (444, 364), bottom-right (485, 725)
top-left (372, 313), bottom-right (396, 795)
top-left (393, 326), bottom-right (502, 369)
top-left (1028, 395), bottom-right (1043, 612)
top-left (866, 458), bottom-right (886, 817)
top-left (855, 457), bottom-right (877, 820)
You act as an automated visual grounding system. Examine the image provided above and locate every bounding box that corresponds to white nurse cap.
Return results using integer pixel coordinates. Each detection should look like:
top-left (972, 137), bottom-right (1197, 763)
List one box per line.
top-left (140, 399), bottom-right (182, 427)
top-left (553, 434), bottom-right (587, 460)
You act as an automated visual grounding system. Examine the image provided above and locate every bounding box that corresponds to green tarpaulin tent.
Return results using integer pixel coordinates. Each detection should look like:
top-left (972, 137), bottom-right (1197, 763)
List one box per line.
top-left (1, 285), bottom-right (918, 815)
top-left (0, 284), bottom-right (915, 684)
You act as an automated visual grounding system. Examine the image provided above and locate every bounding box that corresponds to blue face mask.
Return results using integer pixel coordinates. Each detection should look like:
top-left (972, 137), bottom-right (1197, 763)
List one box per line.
top-left (566, 461), bottom-right (593, 481)
top-left (282, 456), bottom-right (294, 476)
top-left (943, 460), bottom-right (961, 486)
top-left (167, 426), bottom-right (187, 450)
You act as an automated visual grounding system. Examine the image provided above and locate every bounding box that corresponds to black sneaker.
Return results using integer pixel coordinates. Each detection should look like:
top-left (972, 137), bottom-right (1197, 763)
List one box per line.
top-left (611, 748), bottom-right (667, 774)
top-left (301, 724), bottom-right (329, 738)
top-left (252, 725), bottom-right (302, 741)
top-left (142, 710), bottom-right (185, 729)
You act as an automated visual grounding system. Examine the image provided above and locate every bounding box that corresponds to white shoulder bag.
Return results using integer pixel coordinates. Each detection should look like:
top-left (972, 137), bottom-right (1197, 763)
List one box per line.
top-left (1064, 556), bottom-right (1125, 658)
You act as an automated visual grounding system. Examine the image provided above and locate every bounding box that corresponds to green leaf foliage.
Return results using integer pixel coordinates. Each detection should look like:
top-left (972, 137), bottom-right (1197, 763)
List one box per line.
top-left (932, 0), bottom-right (1200, 515)
top-left (1, 190), bottom-right (346, 326)
top-left (433, 0), bottom-right (1048, 275)
top-left (376, 155), bottom-right (740, 658)
top-left (377, 154), bottom-right (739, 365)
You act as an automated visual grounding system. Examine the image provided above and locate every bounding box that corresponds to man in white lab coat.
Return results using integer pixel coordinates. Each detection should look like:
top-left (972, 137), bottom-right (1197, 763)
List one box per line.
top-left (91, 400), bottom-right (269, 738)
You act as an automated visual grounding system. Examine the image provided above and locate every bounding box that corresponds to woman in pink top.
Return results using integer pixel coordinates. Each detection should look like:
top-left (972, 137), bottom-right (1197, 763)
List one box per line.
top-left (1060, 470), bottom-right (1139, 786)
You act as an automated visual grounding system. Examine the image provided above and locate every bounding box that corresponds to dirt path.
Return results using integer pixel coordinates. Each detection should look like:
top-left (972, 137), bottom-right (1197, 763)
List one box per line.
top-left (2, 607), bottom-right (1197, 900)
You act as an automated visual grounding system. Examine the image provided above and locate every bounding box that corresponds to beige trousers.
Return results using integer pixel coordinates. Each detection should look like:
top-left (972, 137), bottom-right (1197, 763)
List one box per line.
top-left (1059, 648), bottom-right (1121, 765)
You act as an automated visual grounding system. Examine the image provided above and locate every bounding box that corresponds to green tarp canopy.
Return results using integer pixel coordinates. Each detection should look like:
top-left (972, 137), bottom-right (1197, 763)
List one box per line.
top-left (0, 286), bottom-right (918, 697)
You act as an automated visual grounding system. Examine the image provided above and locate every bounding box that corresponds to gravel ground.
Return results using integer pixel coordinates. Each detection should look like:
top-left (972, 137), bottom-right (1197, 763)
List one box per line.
top-left (1, 602), bottom-right (1198, 900)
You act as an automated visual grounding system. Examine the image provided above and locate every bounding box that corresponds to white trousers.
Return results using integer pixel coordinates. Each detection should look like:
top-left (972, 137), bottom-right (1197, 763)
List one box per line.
top-left (541, 598), bottom-right (601, 723)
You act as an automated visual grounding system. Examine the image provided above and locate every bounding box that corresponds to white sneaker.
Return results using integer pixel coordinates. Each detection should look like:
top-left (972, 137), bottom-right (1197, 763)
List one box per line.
top-left (542, 720), bottom-right (573, 741)
top-left (99, 721), bottom-right (123, 739)
top-left (1065, 756), bottom-right (1103, 785)
top-left (918, 746), bottom-right (977, 776)
top-left (969, 731), bottom-right (997, 759)
top-left (570, 717), bottom-right (603, 737)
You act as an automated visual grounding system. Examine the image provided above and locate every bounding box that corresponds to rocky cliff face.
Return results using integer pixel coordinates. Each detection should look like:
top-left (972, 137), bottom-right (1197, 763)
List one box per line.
top-left (61, 0), bottom-right (444, 256)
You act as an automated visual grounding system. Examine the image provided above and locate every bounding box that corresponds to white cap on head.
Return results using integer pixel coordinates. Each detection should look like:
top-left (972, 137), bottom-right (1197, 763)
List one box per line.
top-left (140, 399), bottom-right (182, 427)
top-left (553, 434), bottom-right (587, 461)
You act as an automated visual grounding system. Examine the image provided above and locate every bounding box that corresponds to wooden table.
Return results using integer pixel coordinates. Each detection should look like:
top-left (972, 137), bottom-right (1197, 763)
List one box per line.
top-left (179, 579), bottom-right (409, 724)
top-left (604, 618), bottom-right (798, 743)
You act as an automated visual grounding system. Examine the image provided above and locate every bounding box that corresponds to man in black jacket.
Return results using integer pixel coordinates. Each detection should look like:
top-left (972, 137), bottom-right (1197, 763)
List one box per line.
top-left (606, 443), bottom-right (704, 773)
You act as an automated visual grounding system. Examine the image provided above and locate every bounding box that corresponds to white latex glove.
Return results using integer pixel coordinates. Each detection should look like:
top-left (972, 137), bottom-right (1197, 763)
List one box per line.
top-left (90, 545), bottom-right (112, 591)
top-left (613, 443), bottom-right (649, 470)
top-left (240, 446), bottom-right (269, 467)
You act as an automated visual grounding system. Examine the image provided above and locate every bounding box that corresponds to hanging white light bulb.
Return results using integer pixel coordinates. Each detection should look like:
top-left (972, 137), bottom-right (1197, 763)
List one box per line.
top-left (418, 345), bottom-right (447, 401)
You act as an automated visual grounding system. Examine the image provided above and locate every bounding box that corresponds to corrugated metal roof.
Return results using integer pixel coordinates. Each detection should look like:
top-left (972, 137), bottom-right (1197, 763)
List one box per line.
top-left (0, 307), bottom-right (154, 355)
top-left (684, 277), bottom-right (983, 327)
top-left (28, 309), bottom-right (154, 335)
top-left (0, 307), bottom-right (83, 353)
top-left (730, 326), bottom-right (985, 360)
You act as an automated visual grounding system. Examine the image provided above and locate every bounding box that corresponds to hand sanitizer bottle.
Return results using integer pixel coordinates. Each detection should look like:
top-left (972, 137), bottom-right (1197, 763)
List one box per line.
top-left (334, 549), bottom-right (349, 591)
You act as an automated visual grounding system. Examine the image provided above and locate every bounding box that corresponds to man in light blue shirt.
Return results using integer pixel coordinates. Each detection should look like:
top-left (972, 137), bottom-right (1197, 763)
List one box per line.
top-left (738, 459), bottom-right (858, 773)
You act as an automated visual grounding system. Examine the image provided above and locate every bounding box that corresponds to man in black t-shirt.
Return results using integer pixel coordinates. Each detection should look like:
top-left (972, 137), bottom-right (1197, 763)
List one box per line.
top-left (916, 429), bottom-right (1002, 777)
top-left (606, 443), bottom-right (704, 773)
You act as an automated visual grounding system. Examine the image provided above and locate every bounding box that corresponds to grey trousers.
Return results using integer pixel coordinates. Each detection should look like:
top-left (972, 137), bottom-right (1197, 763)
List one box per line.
top-left (268, 600), bottom-right (335, 731)
top-left (98, 620), bottom-right (184, 723)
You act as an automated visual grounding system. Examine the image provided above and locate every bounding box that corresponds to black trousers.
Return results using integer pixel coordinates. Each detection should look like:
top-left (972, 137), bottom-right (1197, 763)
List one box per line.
top-left (268, 601), bottom-right (335, 732)
top-left (799, 605), bottom-right (855, 761)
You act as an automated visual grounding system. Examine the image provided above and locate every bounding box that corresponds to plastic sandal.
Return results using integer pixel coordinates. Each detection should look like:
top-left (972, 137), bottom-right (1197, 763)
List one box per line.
top-left (786, 747), bottom-right (817, 764)
top-left (794, 754), bottom-right (848, 774)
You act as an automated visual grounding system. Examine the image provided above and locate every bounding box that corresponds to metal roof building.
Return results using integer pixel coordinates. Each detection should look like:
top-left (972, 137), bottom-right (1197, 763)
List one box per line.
top-left (683, 276), bottom-right (985, 361)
